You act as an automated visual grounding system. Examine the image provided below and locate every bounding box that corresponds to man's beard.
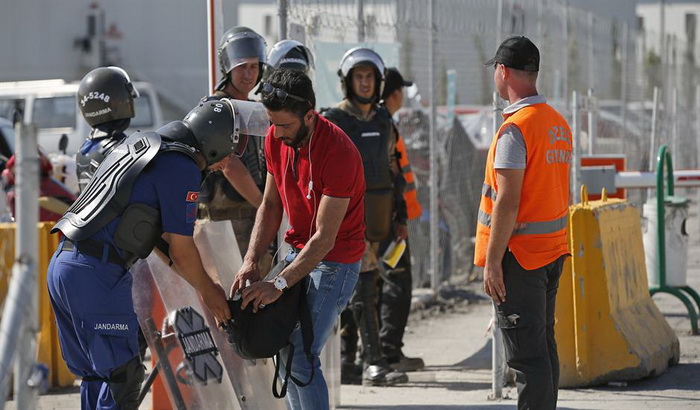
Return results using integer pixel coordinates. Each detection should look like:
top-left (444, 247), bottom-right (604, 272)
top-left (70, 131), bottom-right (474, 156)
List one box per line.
top-left (284, 121), bottom-right (310, 148)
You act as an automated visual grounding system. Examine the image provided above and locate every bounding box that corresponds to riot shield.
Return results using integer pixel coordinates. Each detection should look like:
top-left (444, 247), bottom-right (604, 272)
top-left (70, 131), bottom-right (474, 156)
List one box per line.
top-left (132, 219), bottom-right (288, 410)
top-left (194, 219), bottom-right (287, 409)
top-left (320, 319), bottom-right (341, 409)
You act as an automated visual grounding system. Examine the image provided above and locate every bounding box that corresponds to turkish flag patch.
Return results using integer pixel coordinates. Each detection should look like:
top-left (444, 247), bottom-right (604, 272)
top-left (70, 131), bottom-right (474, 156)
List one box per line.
top-left (186, 191), bottom-right (199, 202)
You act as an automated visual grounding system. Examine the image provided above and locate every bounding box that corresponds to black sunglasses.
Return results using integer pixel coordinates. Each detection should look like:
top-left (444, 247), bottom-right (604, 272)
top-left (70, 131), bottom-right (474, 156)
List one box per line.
top-left (261, 82), bottom-right (310, 106)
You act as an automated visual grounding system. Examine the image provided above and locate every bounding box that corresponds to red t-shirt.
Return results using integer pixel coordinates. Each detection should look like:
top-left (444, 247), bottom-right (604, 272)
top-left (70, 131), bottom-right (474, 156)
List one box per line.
top-left (265, 113), bottom-right (366, 263)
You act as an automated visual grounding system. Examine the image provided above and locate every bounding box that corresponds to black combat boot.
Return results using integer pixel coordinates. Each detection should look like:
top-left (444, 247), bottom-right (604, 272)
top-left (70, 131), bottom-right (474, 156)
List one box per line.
top-left (352, 269), bottom-right (408, 387)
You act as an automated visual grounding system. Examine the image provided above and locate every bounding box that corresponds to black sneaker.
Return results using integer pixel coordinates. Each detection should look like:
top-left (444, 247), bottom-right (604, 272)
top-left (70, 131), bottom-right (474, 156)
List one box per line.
top-left (341, 361), bottom-right (363, 385)
top-left (362, 360), bottom-right (409, 386)
top-left (387, 352), bottom-right (425, 372)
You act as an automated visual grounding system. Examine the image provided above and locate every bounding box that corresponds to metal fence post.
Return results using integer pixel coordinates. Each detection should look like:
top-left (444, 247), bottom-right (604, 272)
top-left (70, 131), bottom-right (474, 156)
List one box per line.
top-left (278, 0), bottom-right (288, 40)
top-left (648, 86), bottom-right (660, 200)
top-left (490, 306), bottom-right (505, 400)
top-left (587, 88), bottom-right (596, 156)
top-left (428, 0), bottom-right (438, 292)
top-left (0, 114), bottom-right (39, 409)
top-left (572, 91), bottom-right (581, 204)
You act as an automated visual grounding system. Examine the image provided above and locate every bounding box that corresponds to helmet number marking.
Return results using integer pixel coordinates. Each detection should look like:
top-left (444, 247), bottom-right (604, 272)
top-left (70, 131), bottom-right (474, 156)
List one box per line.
top-left (80, 92), bottom-right (111, 107)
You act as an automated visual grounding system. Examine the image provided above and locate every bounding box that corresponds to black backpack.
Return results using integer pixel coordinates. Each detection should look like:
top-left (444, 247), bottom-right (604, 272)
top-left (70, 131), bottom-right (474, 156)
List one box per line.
top-left (224, 260), bottom-right (314, 398)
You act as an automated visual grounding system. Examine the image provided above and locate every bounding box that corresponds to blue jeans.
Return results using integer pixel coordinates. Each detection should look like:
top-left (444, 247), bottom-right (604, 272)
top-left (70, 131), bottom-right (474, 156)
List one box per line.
top-left (280, 251), bottom-right (360, 410)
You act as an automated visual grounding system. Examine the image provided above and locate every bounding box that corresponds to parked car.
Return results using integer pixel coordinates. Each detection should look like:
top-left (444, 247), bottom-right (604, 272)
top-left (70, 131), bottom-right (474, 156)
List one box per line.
top-left (0, 78), bottom-right (163, 156)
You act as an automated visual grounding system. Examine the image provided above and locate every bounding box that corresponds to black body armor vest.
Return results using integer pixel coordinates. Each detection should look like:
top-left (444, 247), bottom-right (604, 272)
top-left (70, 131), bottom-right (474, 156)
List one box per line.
top-left (323, 105), bottom-right (394, 241)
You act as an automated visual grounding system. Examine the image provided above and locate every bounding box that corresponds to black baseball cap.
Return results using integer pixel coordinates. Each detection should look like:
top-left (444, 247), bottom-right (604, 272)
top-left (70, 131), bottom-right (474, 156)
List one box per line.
top-left (381, 67), bottom-right (413, 100)
top-left (484, 36), bottom-right (540, 72)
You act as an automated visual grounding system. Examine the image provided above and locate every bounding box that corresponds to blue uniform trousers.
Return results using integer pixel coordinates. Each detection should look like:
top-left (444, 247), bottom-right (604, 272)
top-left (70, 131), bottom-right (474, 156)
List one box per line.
top-left (47, 239), bottom-right (141, 410)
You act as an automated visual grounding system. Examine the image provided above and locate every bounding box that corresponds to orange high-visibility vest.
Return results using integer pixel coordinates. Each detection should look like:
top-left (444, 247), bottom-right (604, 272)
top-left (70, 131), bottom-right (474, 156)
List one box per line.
top-left (474, 102), bottom-right (571, 270)
top-left (396, 134), bottom-right (423, 220)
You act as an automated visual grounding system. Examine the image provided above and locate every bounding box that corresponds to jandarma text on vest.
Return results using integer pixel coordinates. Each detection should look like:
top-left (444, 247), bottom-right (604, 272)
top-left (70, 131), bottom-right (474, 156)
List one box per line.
top-left (93, 323), bottom-right (130, 331)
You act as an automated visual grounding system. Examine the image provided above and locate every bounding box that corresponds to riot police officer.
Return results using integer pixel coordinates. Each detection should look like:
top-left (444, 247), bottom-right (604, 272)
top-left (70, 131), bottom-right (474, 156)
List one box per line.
top-left (48, 99), bottom-right (246, 410)
top-left (323, 48), bottom-right (408, 386)
top-left (261, 39), bottom-right (315, 84)
top-left (200, 26), bottom-right (270, 270)
top-left (76, 66), bottom-right (138, 192)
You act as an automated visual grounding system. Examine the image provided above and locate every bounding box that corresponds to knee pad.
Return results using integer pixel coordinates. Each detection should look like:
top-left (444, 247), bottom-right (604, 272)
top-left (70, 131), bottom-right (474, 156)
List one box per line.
top-left (109, 355), bottom-right (145, 410)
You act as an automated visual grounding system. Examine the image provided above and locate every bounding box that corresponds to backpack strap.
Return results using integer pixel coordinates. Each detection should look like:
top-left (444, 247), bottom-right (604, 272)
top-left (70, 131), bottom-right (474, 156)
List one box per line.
top-left (272, 344), bottom-right (295, 398)
top-left (271, 276), bottom-right (315, 397)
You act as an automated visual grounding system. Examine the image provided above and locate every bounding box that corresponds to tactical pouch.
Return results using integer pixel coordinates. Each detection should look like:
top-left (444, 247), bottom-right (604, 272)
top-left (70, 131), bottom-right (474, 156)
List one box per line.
top-left (114, 203), bottom-right (162, 261)
top-left (364, 189), bottom-right (393, 242)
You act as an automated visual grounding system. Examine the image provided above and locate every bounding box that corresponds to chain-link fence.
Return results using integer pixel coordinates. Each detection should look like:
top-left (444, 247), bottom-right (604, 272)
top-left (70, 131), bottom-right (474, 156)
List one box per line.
top-left (285, 0), bottom-right (700, 288)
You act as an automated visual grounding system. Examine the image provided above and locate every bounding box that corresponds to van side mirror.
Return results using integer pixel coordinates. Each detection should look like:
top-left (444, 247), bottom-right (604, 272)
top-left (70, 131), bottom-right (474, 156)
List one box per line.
top-left (59, 134), bottom-right (68, 154)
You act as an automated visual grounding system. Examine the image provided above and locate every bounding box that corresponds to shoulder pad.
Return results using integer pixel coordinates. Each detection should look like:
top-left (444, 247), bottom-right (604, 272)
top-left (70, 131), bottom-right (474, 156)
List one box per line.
top-left (53, 131), bottom-right (162, 240)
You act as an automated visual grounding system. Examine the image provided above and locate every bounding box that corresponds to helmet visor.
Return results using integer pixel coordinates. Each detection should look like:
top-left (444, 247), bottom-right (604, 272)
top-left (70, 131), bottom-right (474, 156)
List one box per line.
top-left (233, 100), bottom-right (270, 137)
top-left (219, 36), bottom-right (267, 74)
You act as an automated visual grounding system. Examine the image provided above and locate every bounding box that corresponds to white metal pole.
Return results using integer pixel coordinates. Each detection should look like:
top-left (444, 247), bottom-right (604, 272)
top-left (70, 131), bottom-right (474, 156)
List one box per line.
top-left (0, 115), bottom-right (39, 409)
top-left (496, 0), bottom-right (503, 46)
top-left (621, 22), bottom-right (628, 143)
top-left (562, 1), bottom-right (569, 106)
top-left (490, 306), bottom-right (504, 400)
top-left (671, 87), bottom-right (678, 166)
top-left (428, 0), bottom-right (438, 292)
top-left (206, 0), bottom-right (223, 95)
top-left (696, 84), bottom-right (700, 239)
top-left (278, 0), bottom-right (288, 40)
top-left (587, 12), bottom-right (594, 92)
top-left (648, 86), bottom-right (660, 200)
top-left (490, 91), bottom-right (505, 400)
top-left (572, 90), bottom-right (581, 204)
top-left (357, 0), bottom-right (365, 43)
top-left (587, 88), bottom-right (596, 156)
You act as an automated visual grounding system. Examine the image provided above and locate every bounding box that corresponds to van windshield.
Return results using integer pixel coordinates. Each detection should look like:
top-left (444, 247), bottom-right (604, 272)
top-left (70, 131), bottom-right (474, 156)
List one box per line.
top-left (132, 95), bottom-right (153, 128)
top-left (33, 96), bottom-right (76, 128)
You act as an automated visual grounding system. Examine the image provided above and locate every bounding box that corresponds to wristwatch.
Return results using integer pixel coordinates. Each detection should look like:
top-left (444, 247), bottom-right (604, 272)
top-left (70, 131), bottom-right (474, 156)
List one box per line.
top-left (273, 276), bottom-right (288, 292)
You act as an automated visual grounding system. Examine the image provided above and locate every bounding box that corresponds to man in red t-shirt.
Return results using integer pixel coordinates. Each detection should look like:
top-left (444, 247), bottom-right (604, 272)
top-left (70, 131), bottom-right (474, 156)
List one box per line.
top-left (231, 68), bottom-right (364, 410)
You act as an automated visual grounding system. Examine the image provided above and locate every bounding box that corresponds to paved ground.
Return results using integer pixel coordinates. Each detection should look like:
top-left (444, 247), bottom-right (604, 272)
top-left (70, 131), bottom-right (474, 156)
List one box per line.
top-left (6, 211), bottom-right (700, 409)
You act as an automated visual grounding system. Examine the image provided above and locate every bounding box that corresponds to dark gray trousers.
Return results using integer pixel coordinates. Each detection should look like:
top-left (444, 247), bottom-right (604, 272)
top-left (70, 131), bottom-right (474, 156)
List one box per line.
top-left (495, 250), bottom-right (567, 410)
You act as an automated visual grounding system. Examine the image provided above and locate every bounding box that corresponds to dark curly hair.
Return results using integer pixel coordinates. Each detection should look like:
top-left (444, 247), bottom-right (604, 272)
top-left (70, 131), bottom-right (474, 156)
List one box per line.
top-left (260, 68), bottom-right (315, 118)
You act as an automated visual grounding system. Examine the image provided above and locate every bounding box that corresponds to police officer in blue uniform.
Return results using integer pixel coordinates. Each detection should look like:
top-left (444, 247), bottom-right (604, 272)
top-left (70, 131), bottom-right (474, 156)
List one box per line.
top-left (75, 66), bottom-right (138, 193)
top-left (48, 99), bottom-right (246, 410)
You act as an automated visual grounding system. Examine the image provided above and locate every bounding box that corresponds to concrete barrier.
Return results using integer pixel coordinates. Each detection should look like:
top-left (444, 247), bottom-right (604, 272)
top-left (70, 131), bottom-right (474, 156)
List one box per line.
top-left (555, 192), bottom-right (680, 387)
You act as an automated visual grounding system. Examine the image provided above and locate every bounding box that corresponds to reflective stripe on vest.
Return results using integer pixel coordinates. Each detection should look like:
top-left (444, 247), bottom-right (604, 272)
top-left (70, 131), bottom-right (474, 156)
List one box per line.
top-left (478, 209), bottom-right (567, 236)
top-left (481, 183), bottom-right (497, 202)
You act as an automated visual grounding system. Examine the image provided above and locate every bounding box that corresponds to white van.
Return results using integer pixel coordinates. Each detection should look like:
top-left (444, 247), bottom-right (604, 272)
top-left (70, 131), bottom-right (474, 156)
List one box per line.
top-left (0, 79), bottom-right (163, 155)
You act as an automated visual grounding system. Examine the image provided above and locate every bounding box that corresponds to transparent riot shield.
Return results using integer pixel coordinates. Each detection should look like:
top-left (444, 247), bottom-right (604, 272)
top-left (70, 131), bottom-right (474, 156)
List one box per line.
top-left (132, 256), bottom-right (240, 409)
top-left (194, 219), bottom-right (288, 409)
top-left (320, 319), bottom-right (341, 409)
top-left (132, 219), bottom-right (288, 410)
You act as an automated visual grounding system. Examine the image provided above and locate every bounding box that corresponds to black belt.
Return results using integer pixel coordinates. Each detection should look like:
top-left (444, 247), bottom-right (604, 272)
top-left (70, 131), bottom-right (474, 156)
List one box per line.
top-left (61, 238), bottom-right (125, 266)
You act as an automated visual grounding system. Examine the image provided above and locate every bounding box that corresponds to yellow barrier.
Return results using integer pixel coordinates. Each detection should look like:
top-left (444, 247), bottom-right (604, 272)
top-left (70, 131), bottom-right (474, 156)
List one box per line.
top-left (555, 193), bottom-right (680, 387)
top-left (0, 223), bottom-right (75, 388)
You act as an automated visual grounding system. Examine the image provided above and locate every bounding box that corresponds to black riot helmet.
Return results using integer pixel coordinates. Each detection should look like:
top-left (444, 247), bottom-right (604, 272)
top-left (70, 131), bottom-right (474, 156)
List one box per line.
top-left (216, 26), bottom-right (267, 91)
top-left (181, 99), bottom-right (248, 165)
top-left (77, 66), bottom-right (139, 127)
top-left (337, 47), bottom-right (386, 104)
